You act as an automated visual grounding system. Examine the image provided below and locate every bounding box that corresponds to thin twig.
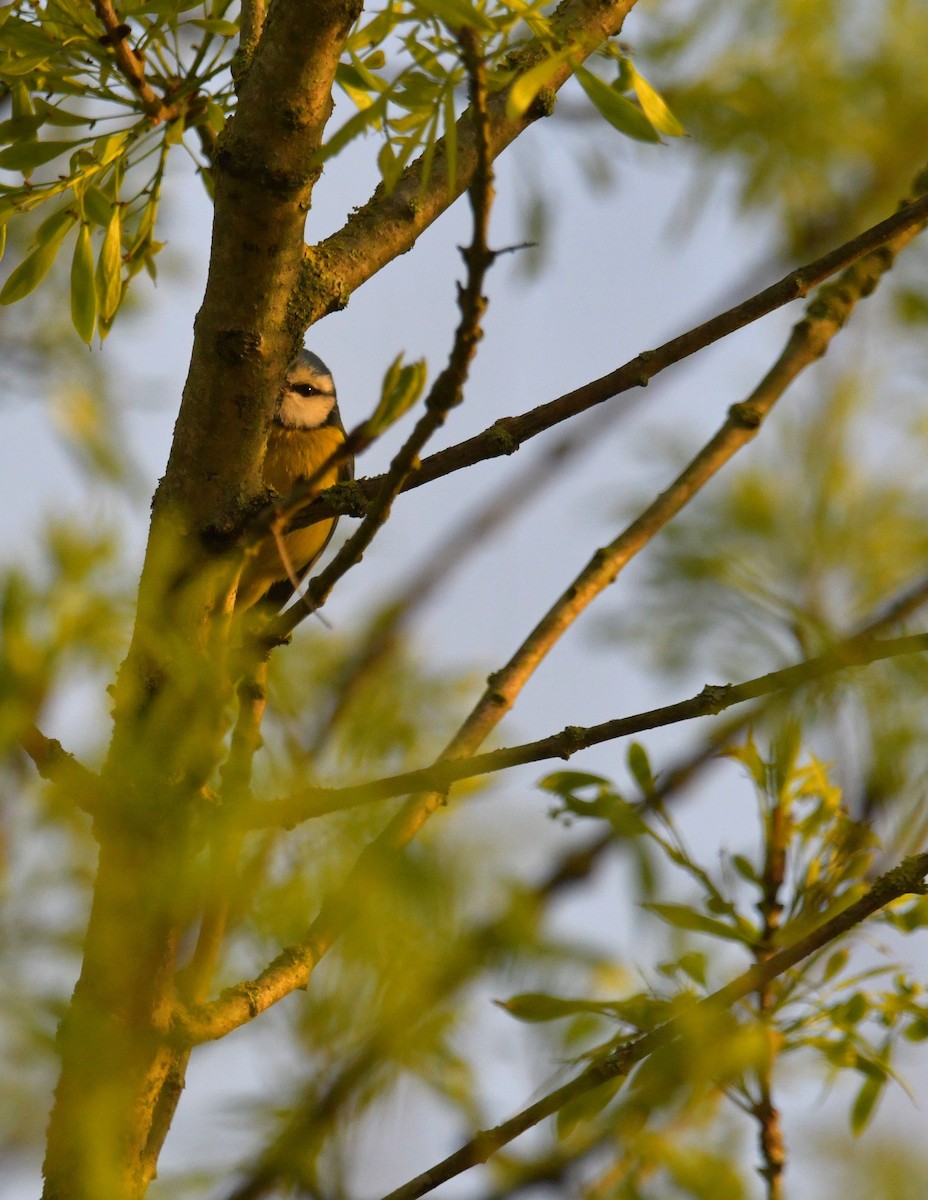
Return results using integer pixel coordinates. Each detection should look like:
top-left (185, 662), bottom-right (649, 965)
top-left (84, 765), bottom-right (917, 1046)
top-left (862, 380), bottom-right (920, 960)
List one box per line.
top-left (93, 0), bottom-right (180, 123)
top-left (753, 769), bottom-right (788, 1199)
top-left (249, 633), bottom-right (928, 827)
top-left (262, 29), bottom-right (497, 645)
top-left (377, 852), bottom-right (928, 1200)
top-left (293, 187), bottom-right (928, 530)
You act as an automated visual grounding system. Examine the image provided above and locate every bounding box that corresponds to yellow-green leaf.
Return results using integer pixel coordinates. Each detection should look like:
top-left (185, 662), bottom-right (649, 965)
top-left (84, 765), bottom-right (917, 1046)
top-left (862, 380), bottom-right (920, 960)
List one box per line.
top-left (96, 209), bottom-right (123, 326)
top-left (70, 223), bottom-right (97, 344)
top-left (0, 209), bottom-right (76, 304)
top-left (365, 354), bottom-right (427, 437)
top-left (0, 139), bottom-right (82, 173)
top-left (506, 47), bottom-right (574, 120)
top-left (575, 66), bottom-right (661, 143)
top-left (628, 64), bottom-right (685, 138)
top-left (190, 17), bottom-right (240, 35)
top-left (415, 0), bottom-right (495, 32)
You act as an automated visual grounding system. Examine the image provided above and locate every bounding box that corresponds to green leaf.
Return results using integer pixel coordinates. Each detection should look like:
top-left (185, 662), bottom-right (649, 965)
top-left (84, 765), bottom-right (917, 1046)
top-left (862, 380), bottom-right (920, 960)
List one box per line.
top-left (0, 209), bottom-right (77, 304)
top-left (70, 223), bottom-right (97, 344)
top-left (190, 17), bottom-right (240, 34)
top-left (414, 0), bottom-right (495, 33)
top-left (0, 115), bottom-right (45, 142)
top-left (506, 48), bottom-right (574, 120)
top-left (731, 854), bottom-right (759, 884)
top-left (365, 354), bottom-right (427, 437)
top-left (627, 741), bottom-right (654, 795)
top-left (82, 186), bottom-right (115, 228)
top-left (644, 903), bottom-right (753, 943)
top-left (575, 66), bottom-right (661, 143)
top-left (1, 51), bottom-right (55, 77)
top-left (494, 992), bottom-right (607, 1023)
top-left (822, 947), bottom-right (849, 982)
top-left (538, 770), bottom-right (611, 797)
top-left (0, 139), bottom-right (83, 173)
top-left (92, 130), bottom-right (131, 169)
top-left (33, 99), bottom-right (94, 127)
top-left (627, 63), bottom-right (686, 137)
top-left (850, 1073), bottom-right (885, 1135)
top-left (96, 209), bottom-right (123, 326)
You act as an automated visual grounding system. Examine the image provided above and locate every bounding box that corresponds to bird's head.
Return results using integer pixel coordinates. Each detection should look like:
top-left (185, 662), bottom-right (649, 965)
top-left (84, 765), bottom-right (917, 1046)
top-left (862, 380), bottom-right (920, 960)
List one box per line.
top-left (276, 349), bottom-right (338, 430)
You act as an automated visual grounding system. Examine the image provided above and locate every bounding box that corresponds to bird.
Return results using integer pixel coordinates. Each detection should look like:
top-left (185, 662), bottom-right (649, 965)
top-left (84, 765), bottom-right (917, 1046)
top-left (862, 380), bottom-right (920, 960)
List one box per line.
top-left (234, 349), bottom-right (352, 614)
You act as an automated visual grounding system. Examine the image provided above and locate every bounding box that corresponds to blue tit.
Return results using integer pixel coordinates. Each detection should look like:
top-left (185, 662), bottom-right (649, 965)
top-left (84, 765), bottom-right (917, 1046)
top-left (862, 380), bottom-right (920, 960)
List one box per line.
top-left (235, 350), bottom-right (352, 613)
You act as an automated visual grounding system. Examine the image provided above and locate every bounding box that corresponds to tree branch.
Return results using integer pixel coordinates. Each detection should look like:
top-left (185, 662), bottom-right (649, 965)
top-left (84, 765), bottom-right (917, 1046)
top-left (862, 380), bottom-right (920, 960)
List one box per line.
top-left (93, 0), bottom-right (180, 124)
top-left (294, 186), bottom-right (928, 529)
top-left (173, 184), bottom-right (927, 1046)
top-left (20, 725), bottom-right (101, 815)
top-left (248, 633), bottom-right (928, 825)
top-left (297, 0), bottom-right (640, 325)
top-left (264, 26), bottom-right (497, 642)
top-left (378, 853), bottom-right (928, 1200)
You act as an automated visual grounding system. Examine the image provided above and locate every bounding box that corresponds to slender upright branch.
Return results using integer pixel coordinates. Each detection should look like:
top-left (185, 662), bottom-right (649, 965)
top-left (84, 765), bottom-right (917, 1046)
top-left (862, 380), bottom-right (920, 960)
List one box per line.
top-left (753, 775), bottom-right (789, 1199)
top-left (265, 29), bottom-right (497, 642)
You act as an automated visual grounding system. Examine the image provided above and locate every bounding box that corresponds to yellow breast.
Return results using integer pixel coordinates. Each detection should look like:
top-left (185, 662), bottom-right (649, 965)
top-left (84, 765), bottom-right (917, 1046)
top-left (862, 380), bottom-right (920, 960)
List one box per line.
top-left (236, 424), bottom-right (345, 611)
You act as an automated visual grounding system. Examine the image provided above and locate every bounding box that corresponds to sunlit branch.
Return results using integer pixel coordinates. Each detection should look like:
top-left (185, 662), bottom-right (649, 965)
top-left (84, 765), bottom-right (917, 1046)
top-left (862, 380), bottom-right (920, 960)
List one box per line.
top-left (296, 186), bottom-right (928, 529)
top-left (93, 0), bottom-right (180, 123)
top-left (300, 412), bottom-right (632, 760)
top-left (218, 798), bottom-right (619, 1200)
top-left (173, 186), bottom-right (927, 1046)
top-left (378, 852), bottom-right (928, 1200)
top-left (297, 0), bottom-right (640, 326)
top-left (249, 633), bottom-right (928, 826)
top-left (20, 725), bottom-right (101, 815)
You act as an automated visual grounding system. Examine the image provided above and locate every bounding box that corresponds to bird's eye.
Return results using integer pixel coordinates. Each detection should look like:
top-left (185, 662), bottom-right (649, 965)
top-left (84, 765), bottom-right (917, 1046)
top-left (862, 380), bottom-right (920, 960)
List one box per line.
top-left (291, 383), bottom-right (320, 397)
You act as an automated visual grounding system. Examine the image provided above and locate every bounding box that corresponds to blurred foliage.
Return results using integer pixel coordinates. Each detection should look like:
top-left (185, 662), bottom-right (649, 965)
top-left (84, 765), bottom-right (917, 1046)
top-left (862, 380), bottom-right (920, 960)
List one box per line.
top-left (608, 376), bottom-right (928, 855)
top-left (637, 0), bottom-right (928, 259)
top-left (490, 738), bottom-right (928, 1195)
top-left (0, 0), bottom-right (681, 342)
top-left (2, 0), bottom-right (928, 1196)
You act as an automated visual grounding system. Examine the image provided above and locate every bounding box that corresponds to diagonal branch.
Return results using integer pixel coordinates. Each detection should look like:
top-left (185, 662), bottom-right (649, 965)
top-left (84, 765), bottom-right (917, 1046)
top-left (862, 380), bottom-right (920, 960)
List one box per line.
top-left (245, 633), bottom-right (928, 826)
top-left (298, 0), bottom-right (640, 325)
top-left (378, 852), bottom-right (928, 1200)
top-left (172, 188), bottom-right (926, 1047)
top-left (20, 725), bottom-right (101, 815)
top-left (93, 0), bottom-right (180, 123)
top-left (294, 187), bottom-right (928, 529)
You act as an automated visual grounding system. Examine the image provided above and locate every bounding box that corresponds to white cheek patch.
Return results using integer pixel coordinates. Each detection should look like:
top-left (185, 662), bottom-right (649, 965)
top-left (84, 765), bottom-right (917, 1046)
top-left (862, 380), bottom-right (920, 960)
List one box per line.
top-left (277, 390), bottom-right (335, 429)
